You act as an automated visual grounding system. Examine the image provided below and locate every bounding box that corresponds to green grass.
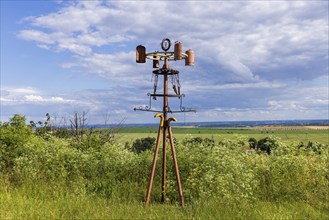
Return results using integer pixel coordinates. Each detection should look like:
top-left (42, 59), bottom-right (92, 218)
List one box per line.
top-left (1, 120), bottom-right (328, 219)
top-left (1, 185), bottom-right (328, 219)
top-left (118, 127), bottom-right (329, 144)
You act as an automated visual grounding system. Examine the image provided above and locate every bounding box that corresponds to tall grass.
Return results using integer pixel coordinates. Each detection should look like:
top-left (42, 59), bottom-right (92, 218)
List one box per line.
top-left (1, 184), bottom-right (328, 219)
top-left (1, 116), bottom-right (328, 219)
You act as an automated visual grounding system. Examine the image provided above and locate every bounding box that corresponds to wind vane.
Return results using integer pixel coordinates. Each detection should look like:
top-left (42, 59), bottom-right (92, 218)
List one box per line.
top-left (134, 38), bottom-right (195, 207)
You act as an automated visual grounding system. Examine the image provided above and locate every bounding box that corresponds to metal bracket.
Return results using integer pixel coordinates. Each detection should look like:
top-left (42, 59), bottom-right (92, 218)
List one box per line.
top-left (146, 51), bottom-right (188, 61)
top-left (179, 94), bottom-right (197, 113)
top-left (134, 93), bottom-right (196, 113)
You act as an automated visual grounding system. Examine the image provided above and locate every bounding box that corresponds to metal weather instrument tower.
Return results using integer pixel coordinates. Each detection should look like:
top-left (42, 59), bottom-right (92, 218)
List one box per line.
top-left (135, 38), bottom-right (195, 207)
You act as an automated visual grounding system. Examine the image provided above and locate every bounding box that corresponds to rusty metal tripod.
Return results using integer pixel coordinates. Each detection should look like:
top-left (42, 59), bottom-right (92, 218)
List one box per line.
top-left (134, 39), bottom-right (195, 207)
top-left (145, 114), bottom-right (184, 207)
top-left (145, 57), bottom-right (184, 207)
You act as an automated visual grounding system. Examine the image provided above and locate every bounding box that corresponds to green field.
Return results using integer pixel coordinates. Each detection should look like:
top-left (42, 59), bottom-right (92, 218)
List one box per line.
top-left (1, 116), bottom-right (328, 219)
top-left (118, 126), bottom-right (329, 145)
top-left (1, 186), bottom-right (327, 219)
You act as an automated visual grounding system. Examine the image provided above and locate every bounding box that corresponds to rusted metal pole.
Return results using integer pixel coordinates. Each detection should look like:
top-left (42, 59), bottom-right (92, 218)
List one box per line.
top-left (145, 114), bottom-right (164, 207)
top-left (161, 57), bottom-right (169, 203)
top-left (167, 119), bottom-right (185, 207)
top-left (162, 117), bottom-right (167, 203)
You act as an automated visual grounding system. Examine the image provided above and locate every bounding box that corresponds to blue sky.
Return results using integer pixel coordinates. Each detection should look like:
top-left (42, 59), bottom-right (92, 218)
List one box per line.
top-left (1, 1), bottom-right (328, 124)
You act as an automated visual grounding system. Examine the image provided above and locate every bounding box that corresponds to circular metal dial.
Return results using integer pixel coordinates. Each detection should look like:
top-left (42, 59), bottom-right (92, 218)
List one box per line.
top-left (161, 38), bottom-right (171, 51)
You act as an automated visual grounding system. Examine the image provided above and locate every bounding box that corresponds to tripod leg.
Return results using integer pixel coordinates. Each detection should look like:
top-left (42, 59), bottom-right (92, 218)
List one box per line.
top-left (167, 118), bottom-right (185, 207)
top-left (161, 120), bottom-right (167, 203)
top-left (146, 114), bottom-right (164, 207)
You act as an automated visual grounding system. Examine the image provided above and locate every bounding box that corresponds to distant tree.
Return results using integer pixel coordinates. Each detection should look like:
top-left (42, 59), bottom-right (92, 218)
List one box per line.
top-left (69, 111), bottom-right (88, 140)
top-left (248, 137), bottom-right (257, 149)
top-left (129, 137), bottom-right (156, 153)
top-left (8, 114), bottom-right (27, 128)
top-left (183, 137), bottom-right (214, 147)
top-left (257, 137), bottom-right (279, 155)
top-left (190, 137), bottom-right (203, 144)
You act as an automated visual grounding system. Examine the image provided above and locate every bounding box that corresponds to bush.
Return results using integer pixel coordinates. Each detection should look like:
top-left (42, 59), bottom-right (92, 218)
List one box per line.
top-left (248, 137), bottom-right (257, 149)
top-left (1, 115), bottom-right (328, 208)
top-left (0, 114), bottom-right (32, 172)
top-left (257, 136), bottom-right (280, 154)
top-left (183, 136), bottom-right (214, 147)
top-left (298, 141), bottom-right (324, 155)
top-left (129, 137), bottom-right (156, 153)
top-left (174, 136), bottom-right (255, 203)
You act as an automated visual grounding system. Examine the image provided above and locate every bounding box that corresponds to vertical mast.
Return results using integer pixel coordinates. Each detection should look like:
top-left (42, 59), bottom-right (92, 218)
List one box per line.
top-left (162, 57), bottom-right (168, 203)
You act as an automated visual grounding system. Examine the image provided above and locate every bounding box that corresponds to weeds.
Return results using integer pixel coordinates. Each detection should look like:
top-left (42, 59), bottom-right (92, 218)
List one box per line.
top-left (0, 115), bottom-right (328, 219)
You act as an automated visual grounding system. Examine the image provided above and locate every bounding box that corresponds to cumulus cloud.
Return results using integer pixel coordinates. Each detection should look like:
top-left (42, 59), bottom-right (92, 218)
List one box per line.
top-left (19, 29), bottom-right (55, 44)
top-left (1, 85), bottom-right (149, 123)
top-left (18, 1), bottom-right (328, 81)
top-left (24, 95), bottom-right (74, 104)
top-left (9, 1), bottom-right (329, 123)
top-left (1, 87), bottom-right (75, 106)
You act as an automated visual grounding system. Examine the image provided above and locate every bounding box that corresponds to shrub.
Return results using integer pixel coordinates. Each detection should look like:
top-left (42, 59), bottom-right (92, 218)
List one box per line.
top-left (183, 136), bottom-right (214, 147)
top-left (129, 137), bottom-right (156, 153)
top-left (0, 114), bottom-right (32, 172)
top-left (257, 136), bottom-right (280, 154)
top-left (298, 141), bottom-right (324, 155)
top-left (170, 137), bottom-right (256, 203)
top-left (1, 115), bottom-right (328, 207)
top-left (248, 137), bottom-right (257, 149)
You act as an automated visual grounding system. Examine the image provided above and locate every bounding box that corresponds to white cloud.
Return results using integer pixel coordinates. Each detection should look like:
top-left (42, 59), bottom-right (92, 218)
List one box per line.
top-left (58, 43), bottom-right (92, 56)
top-left (25, 95), bottom-right (43, 102)
top-left (37, 44), bottom-right (51, 50)
top-left (183, 81), bottom-right (284, 93)
top-left (1, 87), bottom-right (75, 105)
top-left (268, 100), bottom-right (283, 110)
top-left (17, 1), bottom-right (327, 81)
top-left (2, 87), bottom-right (39, 95)
top-left (312, 99), bottom-right (329, 105)
top-left (31, 1), bottom-right (108, 33)
top-left (18, 29), bottom-right (55, 44)
top-left (8, 1), bottom-right (328, 123)
top-left (24, 95), bottom-right (73, 104)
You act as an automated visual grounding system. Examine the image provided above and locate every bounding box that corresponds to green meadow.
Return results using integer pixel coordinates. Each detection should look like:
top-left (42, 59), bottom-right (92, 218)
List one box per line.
top-left (118, 126), bottom-right (329, 145)
top-left (1, 115), bottom-right (328, 219)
